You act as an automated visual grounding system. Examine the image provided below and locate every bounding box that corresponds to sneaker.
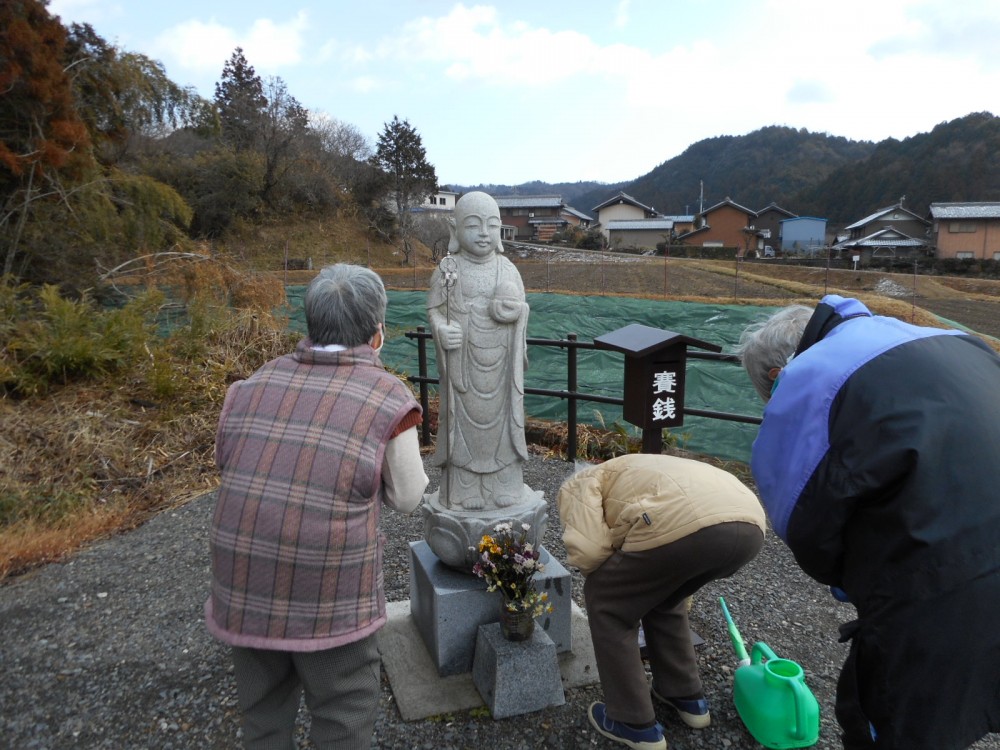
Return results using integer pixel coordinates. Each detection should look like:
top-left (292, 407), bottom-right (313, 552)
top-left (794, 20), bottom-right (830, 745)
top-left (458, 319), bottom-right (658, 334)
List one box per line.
top-left (651, 687), bottom-right (711, 729)
top-left (588, 701), bottom-right (667, 750)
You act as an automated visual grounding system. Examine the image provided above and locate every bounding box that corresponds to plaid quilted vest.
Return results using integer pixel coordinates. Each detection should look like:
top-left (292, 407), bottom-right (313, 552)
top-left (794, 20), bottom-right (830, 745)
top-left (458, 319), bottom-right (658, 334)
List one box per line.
top-left (206, 340), bottom-right (418, 651)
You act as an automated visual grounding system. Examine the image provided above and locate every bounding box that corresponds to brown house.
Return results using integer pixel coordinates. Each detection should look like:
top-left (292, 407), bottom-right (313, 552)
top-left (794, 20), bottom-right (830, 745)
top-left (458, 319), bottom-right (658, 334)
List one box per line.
top-left (678, 197), bottom-right (757, 254)
top-left (494, 195), bottom-right (566, 242)
top-left (754, 202), bottom-right (797, 252)
top-left (929, 202), bottom-right (1000, 260)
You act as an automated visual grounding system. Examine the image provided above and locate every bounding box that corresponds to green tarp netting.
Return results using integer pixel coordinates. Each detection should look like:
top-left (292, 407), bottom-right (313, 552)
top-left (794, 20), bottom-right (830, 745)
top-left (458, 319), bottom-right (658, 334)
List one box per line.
top-left (284, 289), bottom-right (782, 464)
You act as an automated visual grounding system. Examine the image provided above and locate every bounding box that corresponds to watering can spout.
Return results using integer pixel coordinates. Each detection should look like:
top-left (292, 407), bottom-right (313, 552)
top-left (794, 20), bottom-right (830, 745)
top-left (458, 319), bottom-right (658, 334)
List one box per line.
top-left (719, 596), bottom-right (750, 666)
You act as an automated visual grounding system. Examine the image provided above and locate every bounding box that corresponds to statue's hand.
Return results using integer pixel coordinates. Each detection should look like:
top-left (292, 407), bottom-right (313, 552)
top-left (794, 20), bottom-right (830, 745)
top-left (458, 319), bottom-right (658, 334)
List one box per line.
top-left (438, 323), bottom-right (464, 350)
top-left (490, 297), bottom-right (523, 323)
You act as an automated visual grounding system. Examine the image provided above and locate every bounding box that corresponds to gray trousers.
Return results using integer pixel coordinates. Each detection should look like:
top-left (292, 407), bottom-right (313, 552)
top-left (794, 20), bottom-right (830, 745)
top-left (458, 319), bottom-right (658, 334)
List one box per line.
top-left (584, 521), bottom-right (764, 726)
top-left (231, 633), bottom-right (380, 750)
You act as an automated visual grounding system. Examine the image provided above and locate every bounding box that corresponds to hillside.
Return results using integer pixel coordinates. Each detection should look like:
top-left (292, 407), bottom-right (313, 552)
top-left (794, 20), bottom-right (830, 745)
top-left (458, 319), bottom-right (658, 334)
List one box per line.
top-left (596, 125), bottom-right (875, 216)
top-left (793, 111), bottom-right (1000, 221)
top-left (454, 112), bottom-right (1000, 222)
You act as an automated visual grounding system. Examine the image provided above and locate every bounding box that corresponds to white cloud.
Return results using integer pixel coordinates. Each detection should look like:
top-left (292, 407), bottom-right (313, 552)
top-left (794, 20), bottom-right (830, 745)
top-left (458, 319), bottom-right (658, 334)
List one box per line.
top-left (153, 19), bottom-right (237, 74)
top-left (152, 11), bottom-right (308, 75)
top-left (371, 5), bottom-right (607, 86)
top-left (243, 12), bottom-right (308, 68)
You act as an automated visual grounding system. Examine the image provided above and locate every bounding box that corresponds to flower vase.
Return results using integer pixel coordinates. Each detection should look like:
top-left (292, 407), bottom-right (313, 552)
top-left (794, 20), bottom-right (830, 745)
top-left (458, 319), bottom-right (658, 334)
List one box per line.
top-left (499, 603), bottom-right (535, 642)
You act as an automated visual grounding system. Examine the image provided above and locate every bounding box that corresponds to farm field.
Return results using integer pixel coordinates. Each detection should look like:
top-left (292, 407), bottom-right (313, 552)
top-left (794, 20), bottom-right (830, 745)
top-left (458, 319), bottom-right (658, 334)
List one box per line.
top-left (372, 250), bottom-right (1000, 341)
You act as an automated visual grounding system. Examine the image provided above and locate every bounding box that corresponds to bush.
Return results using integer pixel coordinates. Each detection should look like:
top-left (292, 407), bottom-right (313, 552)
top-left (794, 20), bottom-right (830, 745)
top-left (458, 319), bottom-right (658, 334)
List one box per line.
top-left (0, 280), bottom-right (162, 397)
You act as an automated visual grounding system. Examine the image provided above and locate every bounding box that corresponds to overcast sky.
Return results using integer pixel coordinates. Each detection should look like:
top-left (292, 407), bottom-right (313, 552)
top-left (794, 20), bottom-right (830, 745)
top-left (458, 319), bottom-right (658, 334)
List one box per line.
top-left (48, 0), bottom-right (1000, 187)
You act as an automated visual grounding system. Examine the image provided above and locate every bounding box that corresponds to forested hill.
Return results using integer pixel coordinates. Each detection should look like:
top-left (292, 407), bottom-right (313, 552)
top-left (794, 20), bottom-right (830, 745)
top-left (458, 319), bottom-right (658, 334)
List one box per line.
top-left (792, 112), bottom-right (1000, 222)
top-left (452, 180), bottom-right (627, 208)
top-left (597, 125), bottom-right (875, 218)
top-left (461, 112), bottom-right (1000, 222)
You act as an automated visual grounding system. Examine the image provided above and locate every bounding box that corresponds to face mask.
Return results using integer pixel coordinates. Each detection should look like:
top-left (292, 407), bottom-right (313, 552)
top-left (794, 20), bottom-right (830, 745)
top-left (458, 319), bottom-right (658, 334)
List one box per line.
top-left (372, 323), bottom-right (385, 354)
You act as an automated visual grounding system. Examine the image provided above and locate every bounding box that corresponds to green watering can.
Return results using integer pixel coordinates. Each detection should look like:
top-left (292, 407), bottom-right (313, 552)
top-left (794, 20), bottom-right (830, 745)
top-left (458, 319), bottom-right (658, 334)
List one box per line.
top-left (720, 597), bottom-right (820, 749)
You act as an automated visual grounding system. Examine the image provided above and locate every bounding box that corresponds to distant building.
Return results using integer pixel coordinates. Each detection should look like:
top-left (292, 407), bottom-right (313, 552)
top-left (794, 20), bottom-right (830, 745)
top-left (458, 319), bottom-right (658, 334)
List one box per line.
top-left (561, 205), bottom-right (594, 230)
top-left (605, 218), bottom-right (675, 252)
top-left (754, 203), bottom-right (797, 253)
top-left (677, 197), bottom-right (757, 253)
top-left (494, 195), bottom-right (567, 242)
top-left (592, 192), bottom-right (659, 244)
top-left (660, 215), bottom-right (695, 236)
top-left (781, 216), bottom-right (828, 254)
top-left (417, 189), bottom-right (459, 212)
top-left (834, 226), bottom-right (929, 259)
top-left (844, 202), bottom-right (929, 242)
top-left (929, 202), bottom-right (1000, 260)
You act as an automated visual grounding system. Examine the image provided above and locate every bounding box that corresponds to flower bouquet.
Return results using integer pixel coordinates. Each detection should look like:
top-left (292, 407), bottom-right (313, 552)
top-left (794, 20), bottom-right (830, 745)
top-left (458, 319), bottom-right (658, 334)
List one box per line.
top-left (472, 522), bottom-right (553, 623)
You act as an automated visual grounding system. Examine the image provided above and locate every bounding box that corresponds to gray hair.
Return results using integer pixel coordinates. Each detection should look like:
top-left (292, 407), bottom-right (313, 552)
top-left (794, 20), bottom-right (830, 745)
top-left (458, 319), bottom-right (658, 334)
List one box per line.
top-left (735, 304), bottom-right (813, 401)
top-left (304, 264), bottom-right (386, 347)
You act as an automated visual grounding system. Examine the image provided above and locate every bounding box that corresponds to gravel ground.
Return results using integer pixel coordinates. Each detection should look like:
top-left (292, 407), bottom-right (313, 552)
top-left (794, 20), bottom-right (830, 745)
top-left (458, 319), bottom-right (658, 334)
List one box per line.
top-left (3, 451), bottom-right (999, 750)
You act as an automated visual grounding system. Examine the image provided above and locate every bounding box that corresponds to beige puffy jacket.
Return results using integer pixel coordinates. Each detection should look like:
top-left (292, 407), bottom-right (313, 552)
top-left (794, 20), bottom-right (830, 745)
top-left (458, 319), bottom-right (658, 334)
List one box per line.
top-left (557, 453), bottom-right (766, 575)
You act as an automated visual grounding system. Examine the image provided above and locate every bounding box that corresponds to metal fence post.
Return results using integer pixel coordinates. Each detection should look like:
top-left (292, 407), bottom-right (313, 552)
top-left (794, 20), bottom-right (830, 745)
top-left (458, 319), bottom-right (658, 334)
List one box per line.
top-left (415, 326), bottom-right (431, 446)
top-left (567, 333), bottom-right (578, 460)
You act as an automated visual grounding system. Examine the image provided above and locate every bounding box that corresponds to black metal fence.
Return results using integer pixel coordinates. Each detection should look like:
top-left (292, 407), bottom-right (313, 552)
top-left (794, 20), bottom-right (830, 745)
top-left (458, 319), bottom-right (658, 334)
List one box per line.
top-left (404, 327), bottom-right (762, 461)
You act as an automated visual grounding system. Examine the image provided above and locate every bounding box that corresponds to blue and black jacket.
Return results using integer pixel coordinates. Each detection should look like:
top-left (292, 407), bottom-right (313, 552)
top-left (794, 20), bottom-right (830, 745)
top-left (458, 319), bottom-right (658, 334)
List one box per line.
top-left (750, 295), bottom-right (1000, 749)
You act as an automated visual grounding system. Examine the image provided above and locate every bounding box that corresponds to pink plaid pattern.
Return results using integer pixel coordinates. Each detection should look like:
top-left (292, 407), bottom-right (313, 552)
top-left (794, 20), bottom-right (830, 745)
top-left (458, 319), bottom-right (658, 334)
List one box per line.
top-left (208, 341), bottom-right (418, 650)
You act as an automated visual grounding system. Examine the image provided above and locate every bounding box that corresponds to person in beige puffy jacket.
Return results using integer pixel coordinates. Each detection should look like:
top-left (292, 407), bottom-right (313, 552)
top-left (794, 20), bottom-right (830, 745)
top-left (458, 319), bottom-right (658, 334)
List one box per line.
top-left (558, 453), bottom-right (766, 750)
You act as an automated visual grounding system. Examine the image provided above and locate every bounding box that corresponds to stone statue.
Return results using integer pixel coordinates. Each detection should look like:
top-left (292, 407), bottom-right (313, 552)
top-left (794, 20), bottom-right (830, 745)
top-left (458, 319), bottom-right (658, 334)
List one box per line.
top-left (428, 191), bottom-right (529, 510)
top-left (422, 192), bottom-right (546, 569)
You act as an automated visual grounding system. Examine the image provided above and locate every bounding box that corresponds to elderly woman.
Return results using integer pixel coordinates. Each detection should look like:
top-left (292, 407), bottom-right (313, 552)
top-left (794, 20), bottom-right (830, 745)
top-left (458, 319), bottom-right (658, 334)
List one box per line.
top-left (558, 453), bottom-right (765, 750)
top-left (737, 294), bottom-right (1000, 750)
top-left (206, 264), bottom-right (428, 750)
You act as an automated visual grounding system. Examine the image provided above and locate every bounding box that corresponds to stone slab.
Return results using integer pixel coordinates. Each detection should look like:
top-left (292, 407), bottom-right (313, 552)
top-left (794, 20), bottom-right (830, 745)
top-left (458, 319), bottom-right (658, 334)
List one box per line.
top-left (408, 540), bottom-right (572, 676)
top-left (472, 623), bottom-right (565, 718)
top-left (379, 599), bottom-right (599, 722)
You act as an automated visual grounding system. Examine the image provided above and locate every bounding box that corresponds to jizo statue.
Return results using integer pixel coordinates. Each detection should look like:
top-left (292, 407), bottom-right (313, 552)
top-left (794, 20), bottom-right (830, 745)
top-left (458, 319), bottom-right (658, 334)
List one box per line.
top-left (422, 191), bottom-right (546, 569)
top-left (427, 191), bottom-right (529, 510)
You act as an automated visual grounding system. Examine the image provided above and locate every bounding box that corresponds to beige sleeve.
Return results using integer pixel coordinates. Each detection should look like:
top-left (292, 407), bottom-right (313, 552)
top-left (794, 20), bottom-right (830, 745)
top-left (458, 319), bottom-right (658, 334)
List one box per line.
top-left (557, 469), bottom-right (614, 575)
top-left (381, 426), bottom-right (429, 514)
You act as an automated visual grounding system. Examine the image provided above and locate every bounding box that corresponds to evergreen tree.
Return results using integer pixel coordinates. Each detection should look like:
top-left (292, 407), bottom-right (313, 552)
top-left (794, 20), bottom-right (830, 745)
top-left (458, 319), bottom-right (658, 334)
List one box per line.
top-left (370, 115), bottom-right (437, 264)
top-left (214, 47), bottom-right (266, 153)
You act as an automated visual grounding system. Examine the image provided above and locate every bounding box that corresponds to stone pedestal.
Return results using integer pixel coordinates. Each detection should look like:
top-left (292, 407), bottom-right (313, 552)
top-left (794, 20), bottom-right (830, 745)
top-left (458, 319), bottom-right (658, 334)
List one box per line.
top-left (420, 488), bottom-right (548, 570)
top-left (409, 540), bottom-right (572, 676)
top-left (472, 623), bottom-right (565, 718)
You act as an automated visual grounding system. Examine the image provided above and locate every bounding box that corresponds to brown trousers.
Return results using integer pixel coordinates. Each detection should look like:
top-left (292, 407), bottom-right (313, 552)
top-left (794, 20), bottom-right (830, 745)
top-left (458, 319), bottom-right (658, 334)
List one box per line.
top-left (584, 521), bottom-right (764, 726)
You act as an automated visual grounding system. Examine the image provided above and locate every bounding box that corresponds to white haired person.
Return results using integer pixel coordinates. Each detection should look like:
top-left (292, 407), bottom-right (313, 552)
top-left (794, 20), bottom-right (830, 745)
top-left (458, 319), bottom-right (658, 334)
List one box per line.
top-left (557, 453), bottom-right (765, 750)
top-left (737, 294), bottom-right (1000, 750)
top-left (206, 264), bottom-right (428, 749)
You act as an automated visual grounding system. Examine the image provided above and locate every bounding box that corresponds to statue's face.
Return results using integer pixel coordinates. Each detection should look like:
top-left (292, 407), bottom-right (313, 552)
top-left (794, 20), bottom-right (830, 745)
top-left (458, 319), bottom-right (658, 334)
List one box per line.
top-left (455, 195), bottom-right (501, 258)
